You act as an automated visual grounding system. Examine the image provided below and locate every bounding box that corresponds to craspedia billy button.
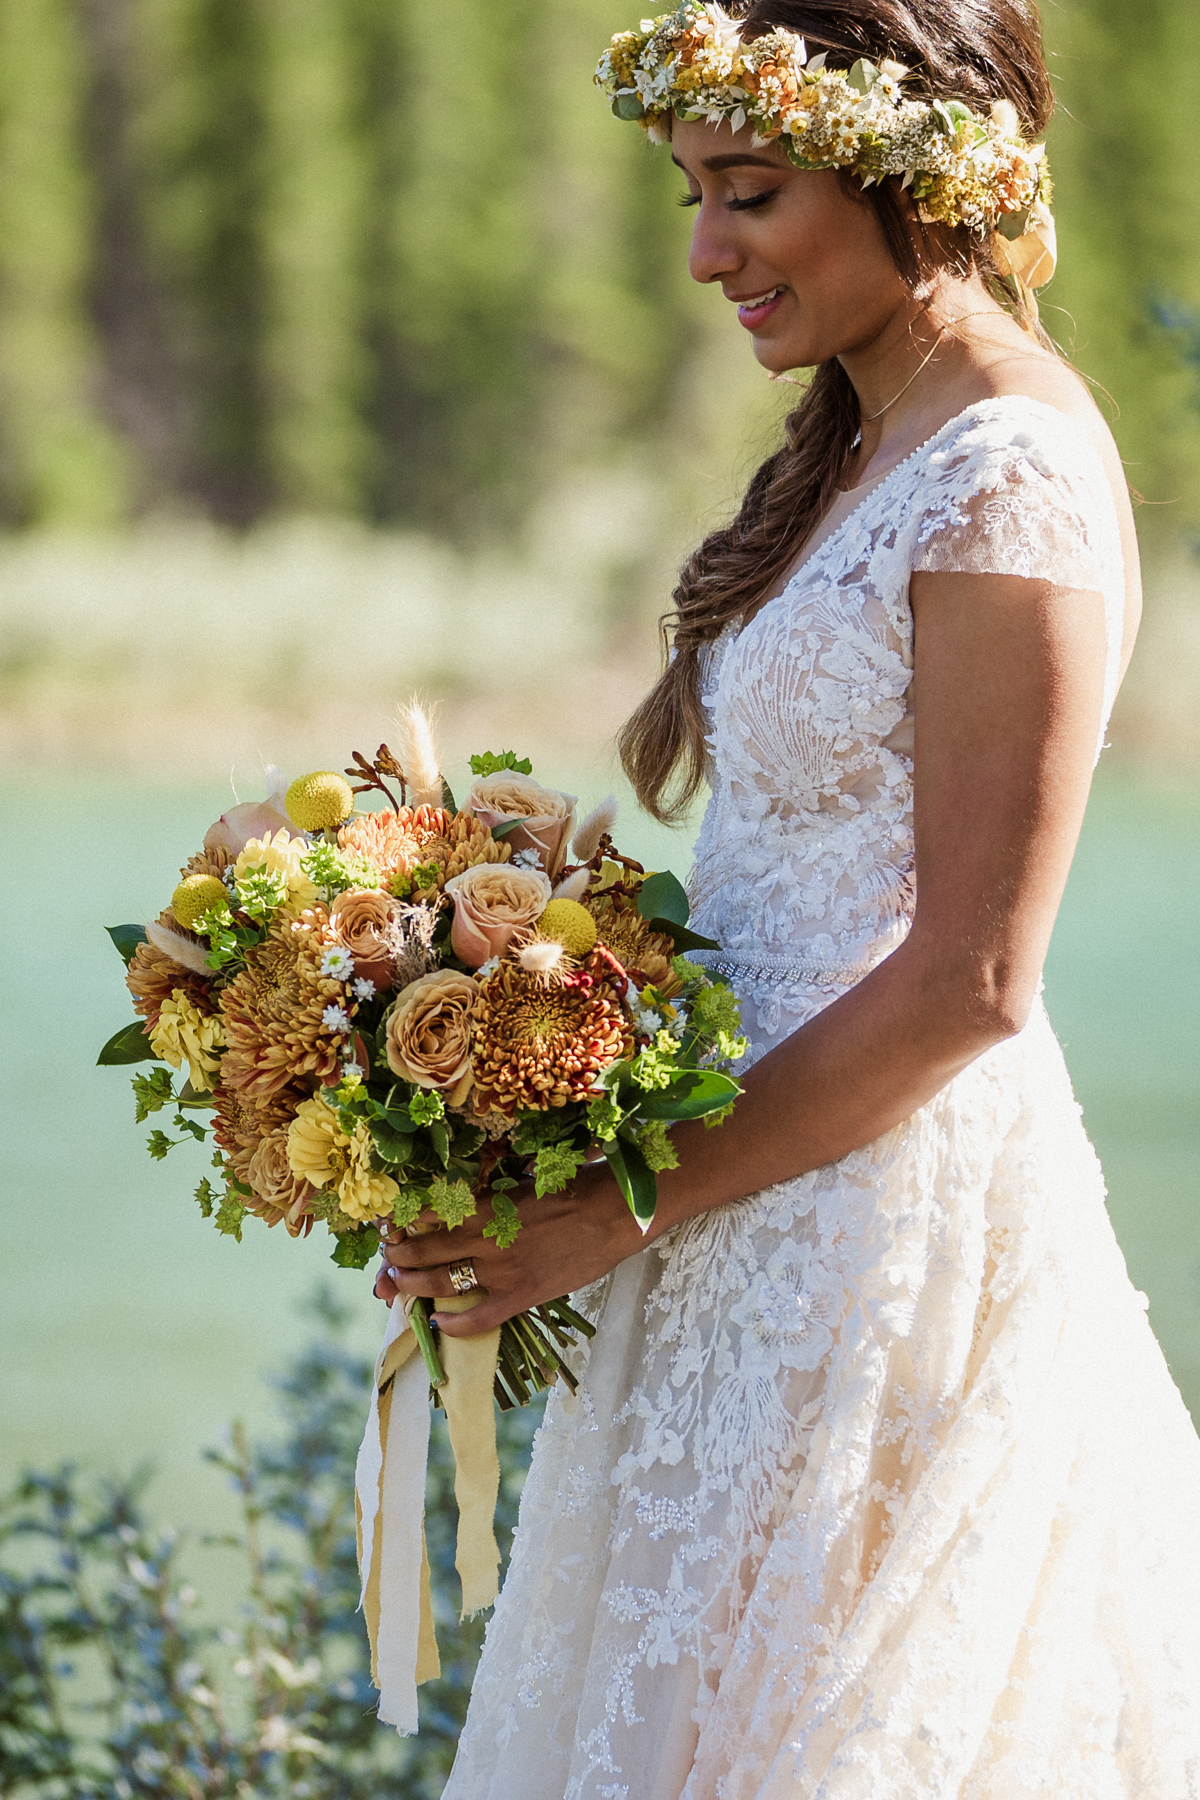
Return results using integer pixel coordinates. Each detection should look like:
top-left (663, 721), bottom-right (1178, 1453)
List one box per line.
top-left (536, 897), bottom-right (598, 958)
top-left (285, 771), bottom-right (355, 832)
top-left (171, 873), bottom-right (230, 929)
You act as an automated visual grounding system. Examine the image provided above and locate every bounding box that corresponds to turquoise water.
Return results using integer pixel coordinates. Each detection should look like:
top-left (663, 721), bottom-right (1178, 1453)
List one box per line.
top-left (0, 771), bottom-right (1196, 1540)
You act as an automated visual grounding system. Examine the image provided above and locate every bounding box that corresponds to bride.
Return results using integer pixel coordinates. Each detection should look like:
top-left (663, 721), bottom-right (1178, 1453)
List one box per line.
top-left (381, 0), bottom-right (1200, 1791)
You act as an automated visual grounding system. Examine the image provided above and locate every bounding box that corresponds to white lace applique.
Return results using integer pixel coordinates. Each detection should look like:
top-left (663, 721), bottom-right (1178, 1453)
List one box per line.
top-left (441, 400), bottom-right (1200, 1800)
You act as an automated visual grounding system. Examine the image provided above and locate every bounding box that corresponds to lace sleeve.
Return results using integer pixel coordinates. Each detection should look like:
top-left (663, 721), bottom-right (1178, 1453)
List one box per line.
top-left (911, 411), bottom-right (1116, 595)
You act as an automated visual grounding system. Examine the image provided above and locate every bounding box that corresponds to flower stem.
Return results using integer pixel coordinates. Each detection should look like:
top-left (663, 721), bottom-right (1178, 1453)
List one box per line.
top-left (406, 1297), bottom-right (448, 1388)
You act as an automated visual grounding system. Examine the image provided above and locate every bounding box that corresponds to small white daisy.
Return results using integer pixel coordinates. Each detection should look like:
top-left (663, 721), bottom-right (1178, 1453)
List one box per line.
top-left (352, 977), bottom-right (376, 1002)
top-left (320, 945), bottom-right (355, 979)
top-left (322, 1003), bottom-right (352, 1034)
top-left (511, 847), bottom-right (543, 870)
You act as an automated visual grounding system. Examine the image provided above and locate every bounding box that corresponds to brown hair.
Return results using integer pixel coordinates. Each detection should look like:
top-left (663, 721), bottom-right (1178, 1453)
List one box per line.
top-left (618, 0), bottom-right (1056, 821)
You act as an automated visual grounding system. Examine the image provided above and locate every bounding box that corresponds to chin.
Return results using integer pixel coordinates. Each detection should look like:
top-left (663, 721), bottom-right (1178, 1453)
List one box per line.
top-left (751, 332), bottom-right (814, 374)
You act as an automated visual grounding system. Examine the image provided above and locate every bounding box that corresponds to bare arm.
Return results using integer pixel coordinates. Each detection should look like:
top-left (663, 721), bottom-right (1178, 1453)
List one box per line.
top-left (386, 571), bottom-right (1109, 1332)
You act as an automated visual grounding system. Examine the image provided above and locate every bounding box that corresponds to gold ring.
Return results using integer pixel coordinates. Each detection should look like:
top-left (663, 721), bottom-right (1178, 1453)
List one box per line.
top-left (447, 1259), bottom-right (479, 1295)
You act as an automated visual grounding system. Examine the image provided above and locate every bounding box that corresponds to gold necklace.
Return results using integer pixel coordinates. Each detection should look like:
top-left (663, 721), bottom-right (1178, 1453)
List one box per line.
top-left (860, 310), bottom-right (1010, 422)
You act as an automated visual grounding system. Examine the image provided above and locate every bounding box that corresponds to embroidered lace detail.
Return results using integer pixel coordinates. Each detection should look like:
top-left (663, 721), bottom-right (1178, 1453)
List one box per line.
top-left (441, 399), bottom-right (1200, 1800)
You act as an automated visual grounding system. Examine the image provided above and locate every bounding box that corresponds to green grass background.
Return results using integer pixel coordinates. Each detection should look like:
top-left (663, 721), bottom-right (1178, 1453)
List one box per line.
top-left (0, 767), bottom-right (1197, 1542)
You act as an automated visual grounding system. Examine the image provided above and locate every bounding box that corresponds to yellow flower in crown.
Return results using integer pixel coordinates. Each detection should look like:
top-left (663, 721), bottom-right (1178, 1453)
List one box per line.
top-left (286, 1093), bottom-right (398, 1223)
top-left (233, 830), bottom-right (318, 913)
top-left (150, 990), bottom-right (225, 1092)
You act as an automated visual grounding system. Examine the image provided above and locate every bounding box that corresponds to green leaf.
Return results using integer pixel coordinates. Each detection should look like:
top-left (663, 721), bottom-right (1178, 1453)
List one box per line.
top-left (106, 923), bottom-right (147, 966)
top-left (441, 777), bottom-right (458, 813)
top-left (634, 1069), bottom-right (741, 1122)
top-left (612, 93), bottom-right (646, 121)
top-left (331, 1227), bottom-right (379, 1270)
top-left (369, 1118), bottom-right (414, 1166)
top-left (173, 1111), bottom-right (208, 1144)
top-left (846, 57), bottom-right (880, 93)
top-left (998, 206), bottom-right (1031, 241)
top-left (98, 1021), bottom-right (161, 1066)
top-left (482, 1188), bottom-right (522, 1249)
top-left (428, 1120), bottom-right (450, 1167)
top-left (176, 1079), bottom-right (216, 1110)
top-left (468, 750), bottom-right (533, 777)
top-left (636, 870), bottom-right (690, 929)
top-left (646, 919), bottom-right (721, 953)
top-left (489, 816), bottom-right (528, 842)
top-left (604, 1135), bottom-right (658, 1231)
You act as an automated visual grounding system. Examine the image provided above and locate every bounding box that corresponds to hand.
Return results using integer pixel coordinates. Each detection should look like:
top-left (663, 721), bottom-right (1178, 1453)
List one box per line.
top-left (373, 1162), bottom-right (645, 1335)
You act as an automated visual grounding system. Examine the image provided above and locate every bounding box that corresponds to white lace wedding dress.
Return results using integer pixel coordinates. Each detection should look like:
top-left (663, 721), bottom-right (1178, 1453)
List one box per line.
top-left (442, 397), bottom-right (1200, 1798)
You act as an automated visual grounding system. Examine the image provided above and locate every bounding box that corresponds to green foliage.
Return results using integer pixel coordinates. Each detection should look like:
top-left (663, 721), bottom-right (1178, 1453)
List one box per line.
top-left (533, 1143), bottom-right (586, 1197)
top-left (408, 1091), bottom-right (445, 1127)
top-left (194, 1175), bottom-right (218, 1219)
top-left (427, 1176), bottom-right (475, 1230)
top-left (482, 1186), bottom-right (521, 1249)
top-left (96, 1020), bottom-right (160, 1066)
top-left (329, 1226), bottom-right (378, 1269)
top-left (635, 1118), bottom-right (680, 1173)
top-left (468, 751), bottom-right (532, 777)
top-left (105, 923), bottom-right (147, 965)
top-left (0, 1293), bottom-right (544, 1796)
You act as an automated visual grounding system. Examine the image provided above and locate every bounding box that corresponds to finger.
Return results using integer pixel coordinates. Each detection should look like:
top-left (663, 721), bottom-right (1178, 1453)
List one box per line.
top-left (373, 1267), bottom-right (395, 1305)
top-left (385, 1263), bottom-right (465, 1301)
top-left (383, 1233), bottom-right (461, 1270)
top-left (432, 1299), bottom-right (515, 1335)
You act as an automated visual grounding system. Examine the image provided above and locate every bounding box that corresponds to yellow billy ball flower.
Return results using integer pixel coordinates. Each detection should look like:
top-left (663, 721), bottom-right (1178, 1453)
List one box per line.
top-left (150, 990), bottom-right (224, 1091)
top-left (171, 873), bottom-right (229, 930)
top-left (536, 898), bottom-right (598, 958)
top-left (286, 1094), bottom-right (398, 1223)
top-left (286, 771), bottom-right (355, 832)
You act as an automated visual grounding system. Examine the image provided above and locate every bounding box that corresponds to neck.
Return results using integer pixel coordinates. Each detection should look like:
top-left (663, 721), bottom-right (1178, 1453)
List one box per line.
top-left (838, 278), bottom-right (1013, 471)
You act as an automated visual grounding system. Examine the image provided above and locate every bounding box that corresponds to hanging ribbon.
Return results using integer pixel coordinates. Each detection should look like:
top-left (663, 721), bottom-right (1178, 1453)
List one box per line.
top-left (355, 1294), bottom-right (502, 1735)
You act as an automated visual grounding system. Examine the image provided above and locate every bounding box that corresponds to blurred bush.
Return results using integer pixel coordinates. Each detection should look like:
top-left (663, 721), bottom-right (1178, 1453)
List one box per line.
top-left (0, 1290), bottom-right (542, 1798)
top-left (0, 0), bottom-right (1196, 544)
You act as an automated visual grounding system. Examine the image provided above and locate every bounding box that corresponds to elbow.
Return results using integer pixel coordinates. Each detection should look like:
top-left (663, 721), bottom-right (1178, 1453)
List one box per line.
top-left (908, 940), bottom-right (1037, 1050)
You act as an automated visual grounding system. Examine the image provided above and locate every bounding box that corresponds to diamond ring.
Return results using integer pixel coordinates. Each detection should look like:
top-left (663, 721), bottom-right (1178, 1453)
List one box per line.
top-left (448, 1260), bottom-right (480, 1295)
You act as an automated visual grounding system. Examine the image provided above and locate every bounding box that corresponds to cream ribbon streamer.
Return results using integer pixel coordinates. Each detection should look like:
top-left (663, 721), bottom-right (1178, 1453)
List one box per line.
top-left (355, 1294), bottom-right (502, 1735)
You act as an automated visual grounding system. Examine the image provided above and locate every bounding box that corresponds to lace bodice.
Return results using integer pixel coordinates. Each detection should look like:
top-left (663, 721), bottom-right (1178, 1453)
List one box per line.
top-left (689, 397), bottom-right (1125, 1016)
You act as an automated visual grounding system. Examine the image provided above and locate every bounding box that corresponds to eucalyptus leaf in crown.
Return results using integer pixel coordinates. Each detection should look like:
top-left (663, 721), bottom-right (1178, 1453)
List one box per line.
top-left (596, 1), bottom-right (1053, 241)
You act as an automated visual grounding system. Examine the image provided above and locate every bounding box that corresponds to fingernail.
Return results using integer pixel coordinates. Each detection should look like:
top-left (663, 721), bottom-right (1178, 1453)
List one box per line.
top-left (388, 1267), bottom-right (404, 1283)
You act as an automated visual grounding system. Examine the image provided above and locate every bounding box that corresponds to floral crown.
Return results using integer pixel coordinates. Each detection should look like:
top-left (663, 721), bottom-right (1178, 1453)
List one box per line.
top-left (596, 2), bottom-right (1055, 289)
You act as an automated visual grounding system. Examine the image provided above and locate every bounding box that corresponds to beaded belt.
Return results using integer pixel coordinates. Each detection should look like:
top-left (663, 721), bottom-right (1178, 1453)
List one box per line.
top-left (694, 948), bottom-right (880, 989)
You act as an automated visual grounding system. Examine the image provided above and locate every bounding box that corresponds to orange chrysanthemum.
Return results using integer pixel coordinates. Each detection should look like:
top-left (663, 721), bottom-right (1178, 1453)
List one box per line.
top-left (212, 1080), bottom-right (304, 1183)
top-left (338, 805), bottom-right (508, 895)
top-left (126, 912), bottom-right (214, 1027)
top-left (470, 951), bottom-right (633, 1116)
top-left (219, 906), bottom-right (349, 1099)
top-left (584, 889), bottom-right (681, 997)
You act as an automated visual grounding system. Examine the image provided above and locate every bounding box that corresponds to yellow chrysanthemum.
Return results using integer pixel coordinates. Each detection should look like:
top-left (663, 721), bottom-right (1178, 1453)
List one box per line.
top-left (286, 1094), bottom-right (398, 1223)
top-left (150, 990), bottom-right (225, 1092)
top-left (285, 771), bottom-right (355, 832)
top-left (233, 830), bottom-right (317, 912)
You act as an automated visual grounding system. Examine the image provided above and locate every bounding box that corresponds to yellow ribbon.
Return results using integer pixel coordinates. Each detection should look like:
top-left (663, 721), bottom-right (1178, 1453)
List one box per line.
top-left (356, 1294), bottom-right (502, 1732)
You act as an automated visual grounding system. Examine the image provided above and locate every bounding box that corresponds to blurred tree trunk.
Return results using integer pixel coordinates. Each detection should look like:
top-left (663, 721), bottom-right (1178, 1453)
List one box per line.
top-left (0, 0), bottom-right (129, 524)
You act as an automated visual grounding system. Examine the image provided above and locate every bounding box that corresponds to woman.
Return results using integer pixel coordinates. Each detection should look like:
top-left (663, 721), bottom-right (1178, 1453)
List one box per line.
top-left (381, 1), bottom-right (1200, 1791)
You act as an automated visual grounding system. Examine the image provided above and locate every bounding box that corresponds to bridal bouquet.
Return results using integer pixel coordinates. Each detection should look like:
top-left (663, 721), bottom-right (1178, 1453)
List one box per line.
top-left (99, 710), bottom-right (746, 1408)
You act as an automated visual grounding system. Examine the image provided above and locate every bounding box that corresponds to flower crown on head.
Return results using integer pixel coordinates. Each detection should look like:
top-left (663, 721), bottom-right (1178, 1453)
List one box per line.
top-left (596, 2), bottom-right (1056, 290)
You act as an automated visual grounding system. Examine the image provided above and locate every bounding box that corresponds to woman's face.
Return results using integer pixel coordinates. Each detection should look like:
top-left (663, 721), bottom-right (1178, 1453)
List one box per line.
top-left (671, 117), bottom-right (913, 371)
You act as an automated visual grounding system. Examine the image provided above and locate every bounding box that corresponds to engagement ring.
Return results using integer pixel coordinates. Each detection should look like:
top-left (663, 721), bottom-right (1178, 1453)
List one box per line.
top-left (448, 1259), bottom-right (480, 1295)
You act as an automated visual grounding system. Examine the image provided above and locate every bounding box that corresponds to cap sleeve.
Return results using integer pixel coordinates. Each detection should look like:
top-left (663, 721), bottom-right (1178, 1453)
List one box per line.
top-left (909, 400), bottom-right (1127, 751)
top-left (911, 408), bottom-right (1115, 594)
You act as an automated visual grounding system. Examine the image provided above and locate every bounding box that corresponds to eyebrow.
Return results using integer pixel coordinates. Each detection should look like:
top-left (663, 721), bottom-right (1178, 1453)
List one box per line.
top-left (670, 152), bottom-right (784, 173)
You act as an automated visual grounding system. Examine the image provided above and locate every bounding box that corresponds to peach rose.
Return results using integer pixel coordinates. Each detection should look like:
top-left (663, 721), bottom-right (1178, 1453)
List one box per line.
top-left (246, 1128), bottom-right (316, 1237)
top-left (330, 890), bottom-right (397, 991)
top-left (204, 766), bottom-right (296, 856)
top-left (385, 970), bottom-right (478, 1106)
top-left (443, 863), bottom-right (551, 968)
top-left (466, 772), bottom-right (577, 877)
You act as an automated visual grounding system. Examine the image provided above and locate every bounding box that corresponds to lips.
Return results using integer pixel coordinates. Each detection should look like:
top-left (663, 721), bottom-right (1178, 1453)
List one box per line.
top-left (735, 285), bottom-right (785, 329)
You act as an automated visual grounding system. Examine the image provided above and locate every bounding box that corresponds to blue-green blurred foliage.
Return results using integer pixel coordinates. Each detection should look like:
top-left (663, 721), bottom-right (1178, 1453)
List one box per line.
top-left (0, 0), bottom-right (1196, 539)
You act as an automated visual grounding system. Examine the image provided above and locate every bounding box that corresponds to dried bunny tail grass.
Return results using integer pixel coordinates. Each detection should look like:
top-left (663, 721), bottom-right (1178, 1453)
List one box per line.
top-left (516, 937), bottom-right (574, 980)
top-left (145, 918), bottom-right (214, 976)
top-left (572, 796), bottom-right (617, 864)
top-left (396, 699), bottom-right (443, 808)
top-left (551, 867), bottom-right (592, 903)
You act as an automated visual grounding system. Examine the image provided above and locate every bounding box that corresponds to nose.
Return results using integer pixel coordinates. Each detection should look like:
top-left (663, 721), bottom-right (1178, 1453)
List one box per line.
top-left (687, 201), bottom-right (743, 287)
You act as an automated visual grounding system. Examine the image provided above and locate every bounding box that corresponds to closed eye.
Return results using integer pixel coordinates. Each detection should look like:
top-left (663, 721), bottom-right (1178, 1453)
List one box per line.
top-left (677, 191), bottom-right (701, 208)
